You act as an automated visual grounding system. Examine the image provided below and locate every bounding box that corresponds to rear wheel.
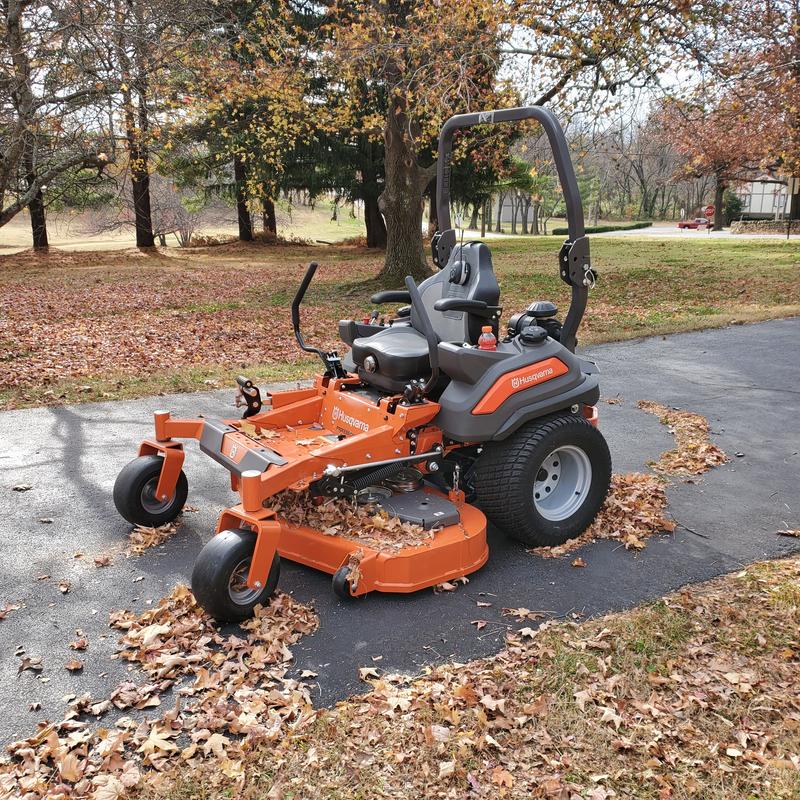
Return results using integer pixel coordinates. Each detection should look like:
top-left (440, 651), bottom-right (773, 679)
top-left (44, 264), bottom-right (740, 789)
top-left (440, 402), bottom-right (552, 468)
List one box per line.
top-left (475, 413), bottom-right (611, 547)
top-left (113, 455), bottom-right (188, 527)
top-left (191, 529), bottom-right (280, 622)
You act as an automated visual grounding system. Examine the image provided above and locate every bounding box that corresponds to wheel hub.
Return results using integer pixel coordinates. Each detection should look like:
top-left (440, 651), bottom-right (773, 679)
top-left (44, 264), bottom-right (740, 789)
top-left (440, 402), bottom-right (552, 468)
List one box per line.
top-left (227, 558), bottom-right (261, 605)
top-left (533, 445), bottom-right (592, 522)
top-left (140, 477), bottom-right (173, 515)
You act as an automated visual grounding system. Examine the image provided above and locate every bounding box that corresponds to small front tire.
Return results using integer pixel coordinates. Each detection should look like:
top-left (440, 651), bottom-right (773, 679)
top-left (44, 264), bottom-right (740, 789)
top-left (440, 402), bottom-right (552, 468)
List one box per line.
top-left (332, 565), bottom-right (358, 600)
top-left (475, 413), bottom-right (611, 547)
top-left (113, 455), bottom-right (188, 527)
top-left (191, 529), bottom-right (280, 623)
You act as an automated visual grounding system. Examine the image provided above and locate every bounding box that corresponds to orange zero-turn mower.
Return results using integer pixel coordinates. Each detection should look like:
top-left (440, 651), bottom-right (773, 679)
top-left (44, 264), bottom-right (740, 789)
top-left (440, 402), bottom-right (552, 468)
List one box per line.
top-left (113, 106), bottom-right (611, 622)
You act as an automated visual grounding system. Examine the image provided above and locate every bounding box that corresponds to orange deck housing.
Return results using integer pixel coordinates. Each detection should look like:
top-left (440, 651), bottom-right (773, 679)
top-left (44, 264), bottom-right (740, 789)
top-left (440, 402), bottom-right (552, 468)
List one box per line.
top-left (137, 375), bottom-right (489, 596)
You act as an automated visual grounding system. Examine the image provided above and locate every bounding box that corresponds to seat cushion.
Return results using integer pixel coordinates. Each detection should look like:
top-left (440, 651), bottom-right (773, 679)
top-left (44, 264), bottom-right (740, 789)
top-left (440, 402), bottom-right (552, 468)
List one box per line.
top-left (351, 327), bottom-right (431, 392)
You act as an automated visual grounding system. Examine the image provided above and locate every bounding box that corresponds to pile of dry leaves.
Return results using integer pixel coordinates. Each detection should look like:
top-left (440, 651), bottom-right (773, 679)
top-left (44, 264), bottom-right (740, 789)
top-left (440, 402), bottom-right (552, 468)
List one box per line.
top-left (638, 400), bottom-right (729, 475)
top-left (125, 522), bottom-right (181, 556)
top-left (144, 555), bottom-right (800, 800)
top-left (271, 490), bottom-right (435, 552)
top-left (531, 472), bottom-right (675, 558)
top-left (0, 588), bottom-right (318, 799)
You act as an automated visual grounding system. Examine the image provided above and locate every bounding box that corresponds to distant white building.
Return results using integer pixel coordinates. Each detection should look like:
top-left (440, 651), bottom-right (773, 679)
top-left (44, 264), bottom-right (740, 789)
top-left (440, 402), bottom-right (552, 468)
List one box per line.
top-left (735, 173), bottom-right (800, 220)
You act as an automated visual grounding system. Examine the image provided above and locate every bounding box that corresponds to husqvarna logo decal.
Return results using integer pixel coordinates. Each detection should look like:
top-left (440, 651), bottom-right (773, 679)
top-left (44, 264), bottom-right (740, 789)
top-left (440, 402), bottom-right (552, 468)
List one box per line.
top-left (511, 366), bottom-right (555, 389)
top-left (472, 358), bottom-right (570, 415)
top-left (332, 405), bottom-right (370, 433)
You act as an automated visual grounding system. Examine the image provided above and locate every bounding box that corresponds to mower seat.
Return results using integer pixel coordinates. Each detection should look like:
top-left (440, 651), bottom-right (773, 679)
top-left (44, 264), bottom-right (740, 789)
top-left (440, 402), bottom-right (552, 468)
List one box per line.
top-left (350, 328), bottom-right (431, 393)
top-left (350, 242), bottom-right (500, 392)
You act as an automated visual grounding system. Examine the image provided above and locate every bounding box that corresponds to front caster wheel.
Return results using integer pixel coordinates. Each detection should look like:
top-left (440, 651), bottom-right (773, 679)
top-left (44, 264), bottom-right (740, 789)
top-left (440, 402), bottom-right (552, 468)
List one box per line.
top-left (191, 529), bottom-right (280, 623)
top-left (332, 565), bottom-right (358, 600)
top-left (113, 455), bottom-right (188, 526)
top-left (475, 412), bottom-right (611, 547)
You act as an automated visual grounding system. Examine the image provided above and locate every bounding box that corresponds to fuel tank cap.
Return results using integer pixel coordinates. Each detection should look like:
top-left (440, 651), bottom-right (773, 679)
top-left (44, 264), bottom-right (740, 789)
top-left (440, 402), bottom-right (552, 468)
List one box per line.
top-left (519, 325), bottom-right (548, 345)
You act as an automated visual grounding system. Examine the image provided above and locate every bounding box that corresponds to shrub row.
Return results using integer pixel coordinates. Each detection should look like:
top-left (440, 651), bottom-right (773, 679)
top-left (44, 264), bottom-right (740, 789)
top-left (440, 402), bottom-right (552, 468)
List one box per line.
top-left (551, 221), bottom-right (653, 235)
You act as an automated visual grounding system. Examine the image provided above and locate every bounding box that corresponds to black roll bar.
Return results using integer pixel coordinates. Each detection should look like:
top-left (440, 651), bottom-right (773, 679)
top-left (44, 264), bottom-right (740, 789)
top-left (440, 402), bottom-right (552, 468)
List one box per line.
top-left (433, 106), bottom-right (595, 353)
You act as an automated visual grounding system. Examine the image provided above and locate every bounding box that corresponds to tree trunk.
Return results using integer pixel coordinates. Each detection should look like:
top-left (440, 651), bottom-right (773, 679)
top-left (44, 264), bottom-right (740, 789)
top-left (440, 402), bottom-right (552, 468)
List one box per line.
top-left (521, 197), bottom-right (531, 235)
top-left (494, 194), bottom-right (504, 233)
top-left (130, 169), bottom-right (154, 247)
top-left (234, 157), bottom-right (253, 241)
top-left (119, 0), bottom-right (155, 250)
top-left (469, 203), bottom-right (480, 231)
top-left (28, 189), bottom-right (48, 249)
top-left (532, 202), bottom-right (540, 235)
top-left (378, 106), bottom-right (432, 283)
top-left (25, 154), bottom-right (48, 249)
top-left (262, 196), bottom-right (277, 235)
top-left (361, 148), bottom-right (386, 248)
top-left (713, 177), bottom-right (725, 231)
top-left (364, 194), bottom-right (387, 248)
top-left (511, 195), bottom-right (519, 234)
top-left (427, 179), bottom-right (438, 238)
top-left (480, 200), bottom-right (487, 238)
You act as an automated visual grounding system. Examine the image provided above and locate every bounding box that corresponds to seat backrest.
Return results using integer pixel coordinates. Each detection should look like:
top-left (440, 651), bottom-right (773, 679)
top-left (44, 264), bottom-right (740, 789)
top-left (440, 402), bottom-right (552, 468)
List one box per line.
top-left (410, 242), bottom-right (499, 344)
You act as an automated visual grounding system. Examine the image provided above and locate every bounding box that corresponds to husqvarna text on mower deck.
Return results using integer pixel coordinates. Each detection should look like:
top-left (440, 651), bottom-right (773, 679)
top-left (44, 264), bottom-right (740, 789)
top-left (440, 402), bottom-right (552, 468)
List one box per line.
top-left (113, 106), bottom-right (612, 622)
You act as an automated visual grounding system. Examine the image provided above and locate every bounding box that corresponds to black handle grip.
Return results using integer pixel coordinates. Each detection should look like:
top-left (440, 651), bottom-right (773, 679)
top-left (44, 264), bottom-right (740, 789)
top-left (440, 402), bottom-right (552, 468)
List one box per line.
top-left (292, 261), bottom-right (318, 334)
top-left (433, 298), bottom-right (487, 313)
top-left (370, 289), bottom-right (412, 304)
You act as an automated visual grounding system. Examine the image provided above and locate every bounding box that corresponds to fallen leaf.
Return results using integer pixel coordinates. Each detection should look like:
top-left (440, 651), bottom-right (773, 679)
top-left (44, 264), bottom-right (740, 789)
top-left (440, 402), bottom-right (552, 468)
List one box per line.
top-left (491, 766), bottom-right (514, 787)
top-left (65, 659), bottom-right (84, 672)
top-left (91, 774), bottom-right (126, 799)
top-left (358, 667), bottom-right (380, 681)
top-left (17, 655), bottom-right (43, 674)
top-left (0, 601), bottom-right (22, 621)
top-left (572, 557), bottom-right (587, 568)
top-left (438, 760), bottom-right (455, 779)
top-left (59, 750), bottom-right (83, 782)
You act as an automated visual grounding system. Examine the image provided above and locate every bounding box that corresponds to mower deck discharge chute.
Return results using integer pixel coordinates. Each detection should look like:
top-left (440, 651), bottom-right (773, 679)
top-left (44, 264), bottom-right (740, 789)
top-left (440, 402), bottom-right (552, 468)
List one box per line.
top-left (113, 106), bottom-right (612, 622)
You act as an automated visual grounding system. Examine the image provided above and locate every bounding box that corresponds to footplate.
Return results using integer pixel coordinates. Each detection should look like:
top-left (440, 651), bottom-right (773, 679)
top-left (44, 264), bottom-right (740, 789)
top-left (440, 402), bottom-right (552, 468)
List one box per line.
top-left (199, 418), bottom-right (287, 476)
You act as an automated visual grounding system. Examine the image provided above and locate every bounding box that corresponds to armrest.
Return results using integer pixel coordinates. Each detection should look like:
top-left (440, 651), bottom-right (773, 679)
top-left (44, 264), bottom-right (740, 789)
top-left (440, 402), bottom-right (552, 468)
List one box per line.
top-left (434, 298), bottom-right (487, 313)
top-left (370, 289), bottom-right (412, 304)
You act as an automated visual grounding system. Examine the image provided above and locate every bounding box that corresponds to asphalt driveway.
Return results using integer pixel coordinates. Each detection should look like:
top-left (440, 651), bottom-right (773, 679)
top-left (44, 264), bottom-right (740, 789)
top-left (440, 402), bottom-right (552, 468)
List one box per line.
top-left (1, 318), bottom-right (799, 747)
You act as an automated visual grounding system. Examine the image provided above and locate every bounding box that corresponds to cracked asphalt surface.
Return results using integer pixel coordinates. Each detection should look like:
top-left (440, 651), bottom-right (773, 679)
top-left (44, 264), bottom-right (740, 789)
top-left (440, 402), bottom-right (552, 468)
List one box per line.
top-left (1, 317), bottom-right (799, 747)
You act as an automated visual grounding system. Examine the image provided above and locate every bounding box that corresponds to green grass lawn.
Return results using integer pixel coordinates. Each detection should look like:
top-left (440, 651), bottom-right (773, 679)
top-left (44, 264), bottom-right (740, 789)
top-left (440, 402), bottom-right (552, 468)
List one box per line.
top-left (0, 236), bottom-right (798, 409)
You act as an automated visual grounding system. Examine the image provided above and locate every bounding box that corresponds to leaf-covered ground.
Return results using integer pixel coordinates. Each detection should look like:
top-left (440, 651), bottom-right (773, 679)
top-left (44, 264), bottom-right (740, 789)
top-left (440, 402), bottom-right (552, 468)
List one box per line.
top-left (146, 555), bottom-right (800, 800)
top-left (0, 400), bottom-right (731, 800)
top-left (1, 236), bottom-right (798, 409)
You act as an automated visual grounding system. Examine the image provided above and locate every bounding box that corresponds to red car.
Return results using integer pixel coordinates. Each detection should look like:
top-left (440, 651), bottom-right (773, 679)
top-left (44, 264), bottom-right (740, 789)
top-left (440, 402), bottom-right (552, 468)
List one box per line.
top-left (677, 217), bottom-right (712, 229)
